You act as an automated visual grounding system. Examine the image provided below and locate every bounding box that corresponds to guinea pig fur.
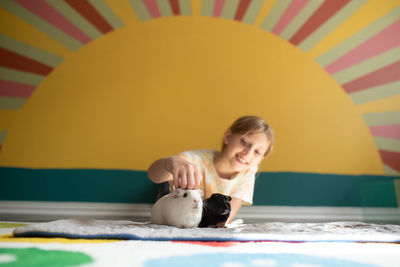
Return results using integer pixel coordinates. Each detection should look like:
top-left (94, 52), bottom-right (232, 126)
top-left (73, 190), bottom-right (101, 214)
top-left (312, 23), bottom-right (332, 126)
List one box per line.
top-left (151, 188), bottom-right (204, 228)
top-left (199, 193), bottom-right (232, 228)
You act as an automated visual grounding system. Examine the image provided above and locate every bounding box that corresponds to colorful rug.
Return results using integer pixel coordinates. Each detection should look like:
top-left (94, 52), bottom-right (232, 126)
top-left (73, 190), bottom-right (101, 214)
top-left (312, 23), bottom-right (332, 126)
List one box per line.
top-left (12, 219), bottom-right (400, 243)
top-left (1, 221), bottom-right (400, 267)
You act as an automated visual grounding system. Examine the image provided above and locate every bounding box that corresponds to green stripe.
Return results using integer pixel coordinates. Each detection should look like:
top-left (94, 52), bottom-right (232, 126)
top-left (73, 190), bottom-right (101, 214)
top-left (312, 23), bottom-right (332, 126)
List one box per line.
top-left (395, 179), bottom-right (400, 205)
top-left (0, 0), bottom-right (82, 51)
top-left (298, 0), bottom-right (367, 52)
top-left (350, 80), bottom-right (400, 105)
top-left (156, 0), bottom-right (173, 17)
top-left (0, 130), bottom-right (7, 144)
top-left (0, 97), bottom-right (27, 109)
top-left (334, 47), bottom-right (400, 85)
top-left (0, 34), bottom-right (64, 68)
top-left (256, 172), bottom-right (398, 207)
top-left (260, 0), bottom-right (291, 31)
top-left (385, 164), bottom-right (400, 176)
top-left (280, 0), bottom-right (324, 40)
top-left (88, 0), bottom-right (124, 29)
top-left (374, 137), bottom-right (400, 153)
top-left (0, 167), bottom-right (398, 206)
top-left (220, 0), bottom-right (239, 20)
top-left (360, 180), bottom-right (398, 207)
top-left (47, 0), bottom-right (102, 40)
top-left (0, 67), bottom-right (44, 86)
top-left (363, 111), bottom-right (400, 126)
top-left (179, 0), bottom-right (192, 15)
top-left (316, 6), bottom-right (400, 67)
top-left (201, 0), bottom-right (214, 16)
top-left (0, 168), bottom-right (158, 204)
top-left (242, 0), bottom-right (264, 25)
top-left (130, 0), bottom-right (151, 21)
top-left (0, 222), bottom-right (28, 228)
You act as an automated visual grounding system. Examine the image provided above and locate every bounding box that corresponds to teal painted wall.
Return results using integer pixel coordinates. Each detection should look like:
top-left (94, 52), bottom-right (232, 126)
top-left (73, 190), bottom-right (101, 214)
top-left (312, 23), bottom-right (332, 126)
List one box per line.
top-left (1, 167), bottom-right (398, 207)
top-left (1, 1), bottom-right (399, 212)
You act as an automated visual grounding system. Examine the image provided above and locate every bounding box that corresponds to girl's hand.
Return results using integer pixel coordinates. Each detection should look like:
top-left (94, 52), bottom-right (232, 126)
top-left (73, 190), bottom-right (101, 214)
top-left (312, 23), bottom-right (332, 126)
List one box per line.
top-left (164, 156), bottom-right (203, 189)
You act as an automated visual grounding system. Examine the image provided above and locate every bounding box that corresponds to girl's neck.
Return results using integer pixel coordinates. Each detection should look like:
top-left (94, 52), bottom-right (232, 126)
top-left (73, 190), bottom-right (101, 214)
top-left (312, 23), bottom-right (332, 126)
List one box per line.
top-left (213, 151), bottom-right (238, 179)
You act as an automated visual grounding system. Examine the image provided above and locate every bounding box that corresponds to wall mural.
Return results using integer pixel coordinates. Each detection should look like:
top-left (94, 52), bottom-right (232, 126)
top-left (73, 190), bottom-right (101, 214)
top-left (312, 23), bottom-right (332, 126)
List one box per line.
top-left (0, 0), bottom-right (399, 175)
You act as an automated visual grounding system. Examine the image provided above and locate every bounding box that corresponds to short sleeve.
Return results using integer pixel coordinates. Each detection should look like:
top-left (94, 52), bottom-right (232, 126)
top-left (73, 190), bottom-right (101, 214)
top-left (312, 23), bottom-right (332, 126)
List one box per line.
top-left (178, 151), bottom-right (203, 168)
top-left (231, 171), bottom-right (256, 205)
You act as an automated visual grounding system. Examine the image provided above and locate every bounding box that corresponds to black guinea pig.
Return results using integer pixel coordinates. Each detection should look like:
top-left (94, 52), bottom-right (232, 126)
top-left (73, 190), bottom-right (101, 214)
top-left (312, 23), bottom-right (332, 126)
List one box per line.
top-left (199, 193), bottom-right (232, 228)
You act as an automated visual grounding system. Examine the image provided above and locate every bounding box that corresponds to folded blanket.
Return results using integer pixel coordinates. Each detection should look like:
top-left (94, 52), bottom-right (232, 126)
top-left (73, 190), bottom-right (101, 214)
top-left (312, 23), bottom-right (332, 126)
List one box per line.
top-left (12, 219), bottom-right (400, 243)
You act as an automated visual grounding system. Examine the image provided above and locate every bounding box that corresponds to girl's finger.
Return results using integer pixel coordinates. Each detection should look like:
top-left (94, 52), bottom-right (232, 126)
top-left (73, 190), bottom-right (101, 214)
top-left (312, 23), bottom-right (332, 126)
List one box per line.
top-left (194, 167), bottom-right (203, 188)
top-left (172, 170), bottom-right (180, 189)
top-left (179, 169), bottom-right (188, 189)
top-left (186, 166), bottom-right (195, 189)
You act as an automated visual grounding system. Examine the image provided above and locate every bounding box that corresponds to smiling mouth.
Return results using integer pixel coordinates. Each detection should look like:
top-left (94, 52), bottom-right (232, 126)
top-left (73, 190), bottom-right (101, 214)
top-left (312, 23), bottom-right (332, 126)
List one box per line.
top-left (236, 154), bottom-right (248, 165)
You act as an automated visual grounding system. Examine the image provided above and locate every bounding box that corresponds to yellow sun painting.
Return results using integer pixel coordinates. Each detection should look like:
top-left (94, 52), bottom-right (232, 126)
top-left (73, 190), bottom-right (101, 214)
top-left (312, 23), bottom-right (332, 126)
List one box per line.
top-left (0, 0), bottom-right (399, 176)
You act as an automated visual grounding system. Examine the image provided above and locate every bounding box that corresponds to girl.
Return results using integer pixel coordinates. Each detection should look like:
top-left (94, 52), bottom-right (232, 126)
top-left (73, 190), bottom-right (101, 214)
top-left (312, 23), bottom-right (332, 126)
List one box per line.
top-left (147, 115), bottom-right (274, 223)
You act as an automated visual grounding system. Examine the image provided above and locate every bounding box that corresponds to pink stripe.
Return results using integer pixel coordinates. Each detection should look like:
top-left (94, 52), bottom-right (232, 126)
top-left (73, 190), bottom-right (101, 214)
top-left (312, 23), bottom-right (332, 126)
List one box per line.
top-left (0, 79), bottom-right (36, 98)
top-left (370, 124), bottom-right (400, 140)
top-left (213, 0), bottom-right (225, 17)
top-left (15, 0), bottom-right (91, 44)
top-left (272, 0), bottom-right (309, 35)
top-left (326, 20), bottom-right (400, 74)
top-left (143, 0), bottom-right (161, 18)
top-left (342, 60), bottom-right (400, 93)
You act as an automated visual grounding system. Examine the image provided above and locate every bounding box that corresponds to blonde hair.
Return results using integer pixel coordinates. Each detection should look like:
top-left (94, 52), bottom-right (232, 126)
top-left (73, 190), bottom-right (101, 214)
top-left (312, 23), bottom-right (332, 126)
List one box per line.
top-left (223, 115), bottom-right (274, 156)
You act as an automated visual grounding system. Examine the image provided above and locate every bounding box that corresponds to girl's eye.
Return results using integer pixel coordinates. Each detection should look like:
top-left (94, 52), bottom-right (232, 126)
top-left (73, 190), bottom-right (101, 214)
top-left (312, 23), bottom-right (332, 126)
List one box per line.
top-left (240, 139), bottom-right (247, 145)
top-left (255, 150), bottom-right (261, 156)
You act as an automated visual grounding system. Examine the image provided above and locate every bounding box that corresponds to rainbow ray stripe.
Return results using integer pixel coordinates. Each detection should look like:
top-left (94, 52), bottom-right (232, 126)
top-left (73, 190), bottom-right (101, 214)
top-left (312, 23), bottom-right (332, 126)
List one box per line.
top-left (0, 0), bottom-right (124, 51)
top-left (0, 0), bottom-right (399, 175)
top-left (315, 6), bottom-right (400, 105)
top-left (0, 130), bottom-right (6, 152)
top-left (0, 0), bottom-right (124, 110)
top-left (260, 0), bottom-right (368, 51)
top-left (363, 111), bottom-right (400, 174)
top-left (130, 0), bottom-right (192, 21)
top-left (201, 0), bottom-right (264, 24)
top-left (0, 34), bottom-right (61, 109)
top-left (250, 0), bottom-right (399, 174)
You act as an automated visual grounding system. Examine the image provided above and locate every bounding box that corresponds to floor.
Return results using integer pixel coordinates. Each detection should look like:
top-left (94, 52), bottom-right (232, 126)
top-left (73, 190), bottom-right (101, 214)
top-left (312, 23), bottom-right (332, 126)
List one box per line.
top-left (1, 220), bottom-right (400, 267)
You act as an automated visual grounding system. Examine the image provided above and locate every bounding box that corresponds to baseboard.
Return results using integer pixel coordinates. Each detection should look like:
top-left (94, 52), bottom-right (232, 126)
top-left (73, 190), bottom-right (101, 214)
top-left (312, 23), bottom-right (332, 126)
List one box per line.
top-left (0, 201), bottom-right (398, 224)
top-left (0, 201), bottom-right (152, 222)
top-left (237, 205), bottom-right (400, 224)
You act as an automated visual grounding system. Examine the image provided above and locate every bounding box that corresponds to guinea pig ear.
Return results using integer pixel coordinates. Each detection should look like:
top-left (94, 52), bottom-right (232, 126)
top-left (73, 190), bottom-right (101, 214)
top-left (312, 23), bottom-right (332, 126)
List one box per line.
top-left (197, 189), bottom-right (204, 197)
top-left (172, 189), bottom-right (180, 198)
top-left (227, 196), bottom-right (232, 201)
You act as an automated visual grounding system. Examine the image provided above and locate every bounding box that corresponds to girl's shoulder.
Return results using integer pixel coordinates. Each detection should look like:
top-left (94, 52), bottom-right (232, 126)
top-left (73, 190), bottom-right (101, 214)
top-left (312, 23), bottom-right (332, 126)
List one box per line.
top-left (179, 149), bottom-right (216, 165)
top-left (179, 149), bottom-right (217, 160)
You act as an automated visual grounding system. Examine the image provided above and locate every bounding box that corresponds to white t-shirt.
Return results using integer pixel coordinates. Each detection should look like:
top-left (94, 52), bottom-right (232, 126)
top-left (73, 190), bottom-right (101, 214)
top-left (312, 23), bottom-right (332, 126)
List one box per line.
top-left (178, 149), bottom-right (256, 205)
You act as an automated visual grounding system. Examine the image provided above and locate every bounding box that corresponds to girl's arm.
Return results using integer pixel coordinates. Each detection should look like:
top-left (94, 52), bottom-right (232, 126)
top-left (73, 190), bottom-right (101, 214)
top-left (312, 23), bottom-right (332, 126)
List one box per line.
top-left (227, 197), bottom-right (242, 224)
top-left (147, 156), bottom-right (203, 189)
top-left (147, 158), bottom-right (173, 183)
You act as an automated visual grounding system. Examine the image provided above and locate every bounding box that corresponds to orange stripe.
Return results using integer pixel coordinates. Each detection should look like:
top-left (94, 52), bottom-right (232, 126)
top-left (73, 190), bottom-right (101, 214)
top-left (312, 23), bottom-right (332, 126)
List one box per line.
top-left (169, 0), bottom-right (180, 15)
top-left (380, 150), bottom-right (400, 172)
top-left (65, 0), bottom-right (113, 34)
top-left (234, 0), bottom-right (251, 21)
top-left (0, 47), bottom-right (52, 76)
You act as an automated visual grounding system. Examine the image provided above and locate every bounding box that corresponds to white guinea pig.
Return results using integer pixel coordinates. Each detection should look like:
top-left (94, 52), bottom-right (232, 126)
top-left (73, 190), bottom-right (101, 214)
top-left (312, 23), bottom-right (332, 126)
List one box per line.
top-left (151, 188), bottom-right (204, 228)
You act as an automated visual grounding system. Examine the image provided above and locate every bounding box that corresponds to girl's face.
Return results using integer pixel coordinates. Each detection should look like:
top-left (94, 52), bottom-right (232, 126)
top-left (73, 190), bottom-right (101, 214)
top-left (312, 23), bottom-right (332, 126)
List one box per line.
top-left (222, 130), bottom-right (270, 172)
